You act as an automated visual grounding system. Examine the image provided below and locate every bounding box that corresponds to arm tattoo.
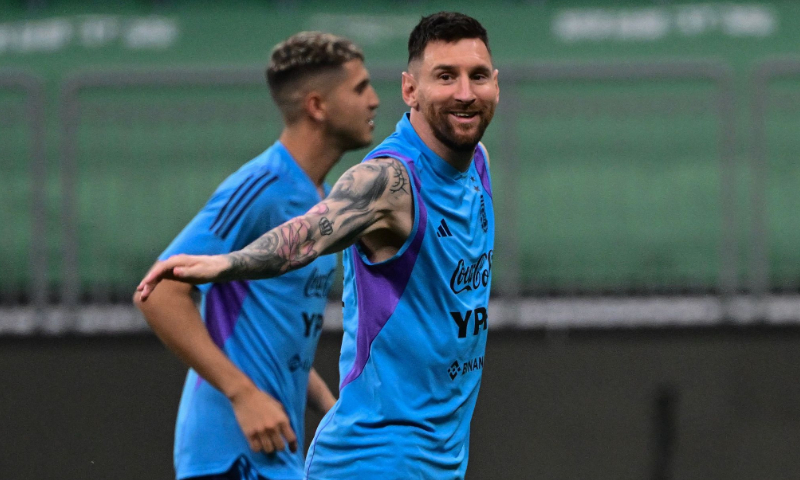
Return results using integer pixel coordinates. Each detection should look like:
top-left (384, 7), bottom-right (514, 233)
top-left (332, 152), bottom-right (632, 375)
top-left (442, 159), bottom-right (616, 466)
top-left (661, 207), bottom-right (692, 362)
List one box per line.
top-left (220, 159), bottom-right (410, 279)
top-left (223, 218), bottom-right (318, 279)
top-left (324, 158), bottom-right (411, 243)
top-left (319, 217), bottom-right (333, 235)
top-left (328, 163), bottom-right (389, 213)
top-left (309, 203), bottom-right (329, 215)
top-left (389, 161), bottom-right (409, 194)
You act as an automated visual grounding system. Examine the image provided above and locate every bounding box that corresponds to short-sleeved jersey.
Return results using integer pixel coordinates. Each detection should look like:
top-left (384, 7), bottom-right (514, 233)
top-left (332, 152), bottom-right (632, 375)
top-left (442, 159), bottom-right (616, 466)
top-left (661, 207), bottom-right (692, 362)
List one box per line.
top-left (304, 114), bottom-right (495, 480)
top-left (160, 141), bottom-right (336, 480)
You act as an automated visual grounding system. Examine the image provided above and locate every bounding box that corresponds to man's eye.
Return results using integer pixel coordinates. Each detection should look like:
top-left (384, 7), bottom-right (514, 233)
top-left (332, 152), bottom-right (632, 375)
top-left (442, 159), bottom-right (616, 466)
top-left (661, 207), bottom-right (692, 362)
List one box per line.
top-left (440, 74), bottom-right (453, 81)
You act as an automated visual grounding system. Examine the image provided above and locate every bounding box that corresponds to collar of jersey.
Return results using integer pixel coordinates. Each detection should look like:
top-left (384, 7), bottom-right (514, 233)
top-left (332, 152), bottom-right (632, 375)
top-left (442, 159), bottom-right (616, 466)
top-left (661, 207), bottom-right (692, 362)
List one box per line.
top-left (273, 140), bottom-right (330, 199)
top-left (397, 113), bottom-right (472, 183)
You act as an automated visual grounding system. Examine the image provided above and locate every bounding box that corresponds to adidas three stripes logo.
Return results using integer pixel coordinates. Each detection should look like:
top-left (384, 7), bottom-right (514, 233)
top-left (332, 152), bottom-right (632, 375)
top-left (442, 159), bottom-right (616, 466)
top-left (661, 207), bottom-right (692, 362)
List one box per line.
top-left (210, 170), bottom-right (278, 240)
top-left (436, 219), bottom-right (453, 238)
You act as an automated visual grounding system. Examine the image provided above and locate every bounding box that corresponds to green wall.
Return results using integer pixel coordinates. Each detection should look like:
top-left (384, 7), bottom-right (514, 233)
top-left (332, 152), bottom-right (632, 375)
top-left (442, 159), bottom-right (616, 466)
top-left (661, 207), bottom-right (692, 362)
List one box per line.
top-left (3, 1), bottom-right (800, 299)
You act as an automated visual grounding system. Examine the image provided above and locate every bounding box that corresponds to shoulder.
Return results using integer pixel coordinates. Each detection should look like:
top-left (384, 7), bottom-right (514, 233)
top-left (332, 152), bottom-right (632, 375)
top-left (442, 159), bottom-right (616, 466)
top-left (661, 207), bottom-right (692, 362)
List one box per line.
top-left (362, 157), bottom-right (411, 191)
top-left (364, 132), bottom-right (422, 166)
top-left (328, 157), bottom-right (412, 209)
top-left (215, 147), bottom-right (280, 188)
top-left (202, 163), bottom-right (285, 227)
top-left (222, 163), bottom-right (282, 197)
top-left (337, 157), bottom-right (408, 191)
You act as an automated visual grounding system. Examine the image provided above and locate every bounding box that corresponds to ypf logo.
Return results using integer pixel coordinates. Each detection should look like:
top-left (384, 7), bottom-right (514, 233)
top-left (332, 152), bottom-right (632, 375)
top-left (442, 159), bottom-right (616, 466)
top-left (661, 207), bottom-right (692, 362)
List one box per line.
top-left (448, 360), bottom-right (461, 380)
top-left (288, 354), bottom-right (312, 373)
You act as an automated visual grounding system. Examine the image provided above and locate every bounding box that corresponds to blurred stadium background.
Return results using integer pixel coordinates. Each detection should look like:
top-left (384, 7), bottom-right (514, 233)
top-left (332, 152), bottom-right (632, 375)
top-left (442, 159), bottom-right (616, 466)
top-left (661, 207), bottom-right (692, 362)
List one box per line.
top-left (3, 0), bottom-right (800, 479)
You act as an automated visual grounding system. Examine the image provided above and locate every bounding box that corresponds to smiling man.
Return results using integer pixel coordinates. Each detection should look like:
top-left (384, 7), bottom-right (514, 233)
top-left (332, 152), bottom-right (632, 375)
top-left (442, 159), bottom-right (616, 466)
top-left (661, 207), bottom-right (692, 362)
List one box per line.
top-left (137, 12), bottom-right (498, 480)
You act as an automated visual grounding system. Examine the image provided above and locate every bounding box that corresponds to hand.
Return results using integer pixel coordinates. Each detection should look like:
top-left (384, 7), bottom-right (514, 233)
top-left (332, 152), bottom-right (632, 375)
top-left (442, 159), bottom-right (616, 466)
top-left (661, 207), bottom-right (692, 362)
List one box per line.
top-left (231, 386), bottom-right (299, 454)
top-left (136, 254), bottom-right (229, 301)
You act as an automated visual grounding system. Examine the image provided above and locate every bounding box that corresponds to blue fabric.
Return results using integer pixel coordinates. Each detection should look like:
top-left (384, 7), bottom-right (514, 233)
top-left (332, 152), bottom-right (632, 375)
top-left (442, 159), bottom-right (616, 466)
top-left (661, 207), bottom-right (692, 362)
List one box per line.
top-left (161, 142), bottom-right (336, 480)
top-left (183, 456), bottom-right (272, 480)
top-left (304, 114), bottom-right (495, 480)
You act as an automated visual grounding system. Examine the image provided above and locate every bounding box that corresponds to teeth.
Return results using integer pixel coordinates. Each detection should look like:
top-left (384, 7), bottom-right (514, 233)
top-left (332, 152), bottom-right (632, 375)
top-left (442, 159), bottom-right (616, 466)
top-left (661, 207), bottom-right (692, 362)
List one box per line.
top-left (368, 120), bottom-right (374, 125)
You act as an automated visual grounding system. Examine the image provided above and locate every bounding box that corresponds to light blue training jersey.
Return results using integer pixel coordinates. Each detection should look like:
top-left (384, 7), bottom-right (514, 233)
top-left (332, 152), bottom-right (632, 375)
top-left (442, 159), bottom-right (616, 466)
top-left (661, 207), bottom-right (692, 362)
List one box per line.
top-left (305, 114), bottom-right (495, 480)
top-left (160, 141), bottom-right (336, 480)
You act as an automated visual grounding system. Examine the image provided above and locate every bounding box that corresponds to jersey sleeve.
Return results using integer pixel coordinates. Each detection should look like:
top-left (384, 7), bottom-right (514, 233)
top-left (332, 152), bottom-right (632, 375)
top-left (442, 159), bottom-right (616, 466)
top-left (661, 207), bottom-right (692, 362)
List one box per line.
top-left (159, 169), bottom-right (282, 292)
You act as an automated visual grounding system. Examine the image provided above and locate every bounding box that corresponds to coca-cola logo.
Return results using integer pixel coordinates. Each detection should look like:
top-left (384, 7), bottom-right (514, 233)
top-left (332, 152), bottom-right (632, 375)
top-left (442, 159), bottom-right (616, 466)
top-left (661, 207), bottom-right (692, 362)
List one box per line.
top-left (450, 250), bottom-right (493, 294)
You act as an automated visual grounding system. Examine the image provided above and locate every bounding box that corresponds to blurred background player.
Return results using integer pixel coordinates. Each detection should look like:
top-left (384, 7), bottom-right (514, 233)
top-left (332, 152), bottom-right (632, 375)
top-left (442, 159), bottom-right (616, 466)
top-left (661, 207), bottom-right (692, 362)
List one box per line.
top-left (137, 12), bottom-right (497, 480)
top-left (133, 31), bottom-right (379, 480)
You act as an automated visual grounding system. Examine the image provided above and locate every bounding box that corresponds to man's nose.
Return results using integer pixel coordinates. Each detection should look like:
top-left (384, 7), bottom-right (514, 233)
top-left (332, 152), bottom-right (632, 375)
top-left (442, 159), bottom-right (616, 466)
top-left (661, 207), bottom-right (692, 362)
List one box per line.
top-left (369, 87), bottom-right (380, 109)
top-left (453, 76), bottom-right (476, 103)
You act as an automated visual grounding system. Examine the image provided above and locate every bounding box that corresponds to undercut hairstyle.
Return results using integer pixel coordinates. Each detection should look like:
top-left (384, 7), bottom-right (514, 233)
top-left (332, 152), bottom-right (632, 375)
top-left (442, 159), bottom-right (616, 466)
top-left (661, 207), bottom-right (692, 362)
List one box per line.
top-left (266, 32), bottom-right (364, 123)
top-left (407, 12), bottom-right (490, 65)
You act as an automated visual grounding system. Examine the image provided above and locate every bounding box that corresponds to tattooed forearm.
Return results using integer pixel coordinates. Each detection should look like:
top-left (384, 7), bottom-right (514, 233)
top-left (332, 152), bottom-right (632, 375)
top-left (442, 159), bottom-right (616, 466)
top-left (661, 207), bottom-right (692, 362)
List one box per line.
top-left (276, 218), bottom-right (317, 266)
top-left (308, 203), bottom-right (330, 215)
top-left (219, 158), bottom-right (413, 278)
top-left (223, 219), bottom-right (319, 279)
top-left (319, 217), bottom-right (333, 235)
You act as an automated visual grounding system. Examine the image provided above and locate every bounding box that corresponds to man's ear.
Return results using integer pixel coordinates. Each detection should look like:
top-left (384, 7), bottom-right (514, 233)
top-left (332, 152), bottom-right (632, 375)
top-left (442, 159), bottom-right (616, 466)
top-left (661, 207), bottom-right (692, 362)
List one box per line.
top-left (401, 71), bottom-right (418, 109)
top-left (303, 91), bottom-right (327, 122)
top-left (493, 69), bottom-right (500, 104)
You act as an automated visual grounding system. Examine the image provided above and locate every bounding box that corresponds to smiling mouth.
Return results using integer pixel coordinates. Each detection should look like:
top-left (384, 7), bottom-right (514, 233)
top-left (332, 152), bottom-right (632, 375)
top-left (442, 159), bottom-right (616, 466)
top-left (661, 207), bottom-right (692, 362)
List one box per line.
top-left (449, 112), bottom-right (479, 124)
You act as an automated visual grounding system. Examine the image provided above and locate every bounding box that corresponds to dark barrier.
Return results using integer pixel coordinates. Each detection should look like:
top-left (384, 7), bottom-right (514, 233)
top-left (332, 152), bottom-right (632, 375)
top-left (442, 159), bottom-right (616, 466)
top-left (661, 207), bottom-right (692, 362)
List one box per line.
top-left (3, 330), bottom-right (800, 479)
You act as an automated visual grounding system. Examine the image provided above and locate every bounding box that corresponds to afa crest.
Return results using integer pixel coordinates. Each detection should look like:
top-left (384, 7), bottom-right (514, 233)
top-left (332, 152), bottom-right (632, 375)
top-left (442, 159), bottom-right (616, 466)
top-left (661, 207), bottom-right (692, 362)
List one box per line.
top-left (479, 195), bottom-right (488, 233)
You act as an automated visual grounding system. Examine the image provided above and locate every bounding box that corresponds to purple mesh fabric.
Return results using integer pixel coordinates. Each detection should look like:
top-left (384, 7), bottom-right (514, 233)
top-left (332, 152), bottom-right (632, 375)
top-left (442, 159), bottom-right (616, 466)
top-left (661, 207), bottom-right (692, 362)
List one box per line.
top-left (339, 151), bottom-right (428, 389)
top-left (474, 145), bottom-right (493, 199)
top-left (194, 280), bottom-right (250, 389)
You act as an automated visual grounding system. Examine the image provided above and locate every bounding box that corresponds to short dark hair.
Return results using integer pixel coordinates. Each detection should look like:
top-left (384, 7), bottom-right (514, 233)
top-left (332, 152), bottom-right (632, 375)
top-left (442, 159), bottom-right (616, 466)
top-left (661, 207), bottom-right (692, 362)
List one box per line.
top-left (266, 32), bottom-right (364, 122)
top-left (407, 12), bottom-right (490, 65)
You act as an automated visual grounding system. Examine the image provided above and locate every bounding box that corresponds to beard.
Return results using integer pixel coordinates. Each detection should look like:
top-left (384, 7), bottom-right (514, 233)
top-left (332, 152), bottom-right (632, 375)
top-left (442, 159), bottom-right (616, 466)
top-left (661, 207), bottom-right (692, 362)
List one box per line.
top-left (338, 131), bottom-right (372, 151)
top-left (329, 121), bottom-right (373, 152)
top-left (423, 100), bottom-right (495, 153)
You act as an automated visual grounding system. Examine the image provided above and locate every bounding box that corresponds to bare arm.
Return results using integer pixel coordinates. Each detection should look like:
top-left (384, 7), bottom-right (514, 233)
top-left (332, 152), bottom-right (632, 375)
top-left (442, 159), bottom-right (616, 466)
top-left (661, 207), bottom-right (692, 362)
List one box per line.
top-left (138, 158), bottom-right (412, 298)
top-left (306, 368), bottom-right (337, 416)
top-left (224, 157), bottom-right (411, 278)
top-left (133, 278), bottom-right (297, 453)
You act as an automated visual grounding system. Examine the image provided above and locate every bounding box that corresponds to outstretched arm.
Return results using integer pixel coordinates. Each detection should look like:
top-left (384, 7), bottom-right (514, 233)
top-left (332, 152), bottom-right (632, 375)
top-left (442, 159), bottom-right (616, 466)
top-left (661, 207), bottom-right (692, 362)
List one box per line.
top-left (138, 157), bottom-right (412, 300)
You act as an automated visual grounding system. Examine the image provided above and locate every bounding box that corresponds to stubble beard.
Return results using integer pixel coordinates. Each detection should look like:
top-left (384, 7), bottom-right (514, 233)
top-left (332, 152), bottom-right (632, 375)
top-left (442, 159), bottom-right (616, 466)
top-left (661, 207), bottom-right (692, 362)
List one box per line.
top-left (424, 101), bottom-right (495, 153)
top-left (331, 120), bottom-right (372, 152)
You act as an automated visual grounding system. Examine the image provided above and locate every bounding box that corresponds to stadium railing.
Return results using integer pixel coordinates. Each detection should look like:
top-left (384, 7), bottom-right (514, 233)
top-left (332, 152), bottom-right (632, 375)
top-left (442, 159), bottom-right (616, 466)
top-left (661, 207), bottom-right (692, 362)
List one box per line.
top-left (0, 71), bottom-right (48, 330)
top-left (749, 59), bottom-right (800, 318)
top-left (5, 59), bottom-right (800, 333)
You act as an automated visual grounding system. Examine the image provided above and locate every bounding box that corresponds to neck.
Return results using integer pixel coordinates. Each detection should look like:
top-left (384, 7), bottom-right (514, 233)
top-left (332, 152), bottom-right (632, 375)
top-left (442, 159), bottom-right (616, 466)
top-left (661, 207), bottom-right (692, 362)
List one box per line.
top-left (278, 122), bottom-right (344, 187)
top-left (409, 109), bottom-right (474, 172)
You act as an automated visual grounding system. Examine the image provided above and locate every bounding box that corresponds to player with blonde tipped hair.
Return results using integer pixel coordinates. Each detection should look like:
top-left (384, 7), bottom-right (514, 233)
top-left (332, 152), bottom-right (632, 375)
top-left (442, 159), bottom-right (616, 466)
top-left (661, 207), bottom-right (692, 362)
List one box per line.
top-left (134, 32), bottom-right (379, 480)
